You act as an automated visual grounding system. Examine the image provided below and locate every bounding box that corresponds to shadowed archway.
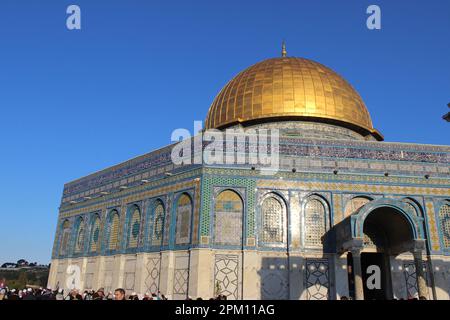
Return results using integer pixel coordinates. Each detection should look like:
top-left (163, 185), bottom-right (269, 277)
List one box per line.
top-left (334, 198), bottom-right (427, 300)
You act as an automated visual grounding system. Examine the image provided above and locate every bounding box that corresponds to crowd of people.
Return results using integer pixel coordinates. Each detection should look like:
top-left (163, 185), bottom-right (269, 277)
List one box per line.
top-left (1, 285), bottom-right (425, 300)
top-left (339, 295), bottom-right (427, 300)
top-left (0, 285), bottom-right (229, 301)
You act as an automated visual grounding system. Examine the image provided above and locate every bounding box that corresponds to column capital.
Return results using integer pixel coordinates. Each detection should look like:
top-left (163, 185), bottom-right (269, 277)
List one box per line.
top-left (411, 239), bottom-right (426, 256)
top-left (341, 238), bottom-right (364, 254)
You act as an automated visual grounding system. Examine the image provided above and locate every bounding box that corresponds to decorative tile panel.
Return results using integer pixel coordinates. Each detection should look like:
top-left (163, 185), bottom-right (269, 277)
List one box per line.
top-left (425, 201), bottom-right (441, 251)
top-left (261, 196), bottom-right (285, 244)
top-left (438, 204), bottom-right (450, 248)
top-left (214, 255), bottom-right (239, 299)
top-left (151, 202), bottom-right (165, 246)
top-left (260, 257), bottom-right (289, 300)
top-left (214, 190), bottom-right (243, 246)
top-left (305, 199), bottom-right (326, 247)
top-left (173, 256), bottom-right (189, 299)
top-left (201, 175), bottom-right (256, 238)
top-left (332, 193), bottom-right (343, 224)
top-left (175, 194), bottom-right (192, 245)
top-left (305, 259), bottom-right (329, 300)
top-left (403, 262), bottom-right (429, 299)
top-left (144, 257), bottom-right (161, 294)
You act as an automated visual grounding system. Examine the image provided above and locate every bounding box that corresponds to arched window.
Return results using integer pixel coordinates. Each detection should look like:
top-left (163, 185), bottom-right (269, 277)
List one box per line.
top-left (151, 201), bottom-right (165, 246)
top-left (261, 196), bottom-right (285, 244)
top-left (74, 217), bottom-right (85, 253)
top-left (175, 194), bottom-right (192, 245)
top-left (304, 198), bottom-right (327, 247)
top-left (344, 197), bottom-right (371, 217)
top-left (214, 190), bottom-right (243, 246)
top-left (438, 204), bottom-right (450, 249)
top-left (128, 206), bottom-right (141, 248)
top-left (108, 210), bottom-right (120, 251)
top-left (89, 215), bottom-right (101, 253)
top-left (60, 220), bottom-right (71, 255)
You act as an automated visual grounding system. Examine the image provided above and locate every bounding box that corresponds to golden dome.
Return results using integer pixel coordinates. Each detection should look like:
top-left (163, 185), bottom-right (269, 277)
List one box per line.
top-left (205, 56), bottom-right (383, 140)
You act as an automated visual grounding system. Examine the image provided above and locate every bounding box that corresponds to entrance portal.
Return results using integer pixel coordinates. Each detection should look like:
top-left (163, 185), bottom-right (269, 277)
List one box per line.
top-left (335, 200), bottom-right (426, 300)
top-left (361, 253), bottom-right (387, 300)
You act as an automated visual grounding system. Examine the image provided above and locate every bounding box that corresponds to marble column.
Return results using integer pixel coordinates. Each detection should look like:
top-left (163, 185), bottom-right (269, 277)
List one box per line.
top-left (412, 249), bottom-right (428, 299)
top-left (350, 247), bottom-right (364, 300)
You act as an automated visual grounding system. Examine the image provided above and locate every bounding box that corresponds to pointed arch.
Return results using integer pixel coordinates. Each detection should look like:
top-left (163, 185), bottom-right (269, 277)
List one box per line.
top-left (260, 192), bottom-right (287, 245)
top-left (402, 197), bottom-right (423, 217)
top-left (74, 217), bottom-right (86, 254)
top-left (89, 214), bottom-right (101, 253)
top-left (303, 195), bottom-right (329, 248)
top-left (151, 199), bottom-right (165, 246)
top-left (59, 219), bottom-right (71, 256)
top-left (127, 205), bottom-right (141, 248)
top-left (344, 196), bottom-right (373, 217)
top-left (108, 210), bottom-right (120, 251)
top-left (214, 189), bottom-right (243, 246)
top-left (175, 193), bottom-right (193, 245)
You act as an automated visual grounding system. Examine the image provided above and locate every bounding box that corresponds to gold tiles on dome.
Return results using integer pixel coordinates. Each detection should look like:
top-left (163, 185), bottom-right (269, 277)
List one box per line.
top-left (205, 57), bottom-right (383, 140)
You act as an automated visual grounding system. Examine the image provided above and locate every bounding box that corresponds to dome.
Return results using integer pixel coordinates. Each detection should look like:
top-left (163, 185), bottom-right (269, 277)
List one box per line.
top-left (205, 54), bottom-right (383, 141)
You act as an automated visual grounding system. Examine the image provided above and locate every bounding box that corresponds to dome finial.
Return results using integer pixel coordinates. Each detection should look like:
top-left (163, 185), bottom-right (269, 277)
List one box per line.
top-left (281, 40), bottom-right (287, 57)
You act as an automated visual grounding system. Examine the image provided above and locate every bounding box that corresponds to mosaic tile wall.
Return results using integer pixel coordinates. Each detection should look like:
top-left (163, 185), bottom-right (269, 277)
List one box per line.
top-left (151, 202), bottom-right (165, 246)
top-left (60, 135), bottom-right (449, 205)
top-left (201, 175), bottom-right (256, 240)
top-left (438, 204), bottom-right (450, 249)
top-left (89, 215), bottom-right (100, 253)
top-left (52, 169), bottom-right (450, 262)
top-left (175, 194), bottom-right (192, 245)
top-left (51, 123), bottom-right (449, 258)
top-left (52, 176), bottom-right (201, 259)
top-left (214, 190), bottom-right (243, 246)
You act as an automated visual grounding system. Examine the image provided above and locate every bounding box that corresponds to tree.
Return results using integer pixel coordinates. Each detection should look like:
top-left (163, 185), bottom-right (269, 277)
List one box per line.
top-left (17, 259), bottom-right (28, 266)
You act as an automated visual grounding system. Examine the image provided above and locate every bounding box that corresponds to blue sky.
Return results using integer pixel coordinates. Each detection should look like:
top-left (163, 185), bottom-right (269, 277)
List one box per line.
top-left (0, 0), bottom-right (448, 264)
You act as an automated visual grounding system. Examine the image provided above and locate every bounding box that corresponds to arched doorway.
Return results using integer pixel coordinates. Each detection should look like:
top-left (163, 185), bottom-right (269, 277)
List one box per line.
top-left (361, 207), bottom-right (415, 299)
top-left (335, 199), bottom-right (427, 300)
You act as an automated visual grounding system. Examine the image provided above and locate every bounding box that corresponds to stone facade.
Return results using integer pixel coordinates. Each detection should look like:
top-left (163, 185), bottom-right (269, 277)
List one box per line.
top-left (48, 130), bottom-right (450, 300)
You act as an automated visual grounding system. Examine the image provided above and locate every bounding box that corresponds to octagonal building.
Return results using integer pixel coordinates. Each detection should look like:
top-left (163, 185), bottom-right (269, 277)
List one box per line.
top-left (48, 48), bottom-right (450, 300)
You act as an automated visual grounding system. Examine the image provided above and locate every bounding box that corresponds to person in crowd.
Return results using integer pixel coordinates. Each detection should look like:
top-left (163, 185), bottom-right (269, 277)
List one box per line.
top-left (114, 288), bottom-right (126, 301)
top-left (0, 289), bottom-right (6, 300)
top-left (106, 291), bottom-right (113, 300)
top-left (23, 288), bottom-right (36, 300)
top-left (92, 288), bottom-right (105, 300)
top-left (55, 288), bottom-right (64, 300)
top-left (128, 292), bottom-right (139, 300)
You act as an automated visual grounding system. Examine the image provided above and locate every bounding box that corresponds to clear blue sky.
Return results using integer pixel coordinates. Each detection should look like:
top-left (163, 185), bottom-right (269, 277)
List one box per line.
top-left (0, 0), bottom-right (448, 264)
